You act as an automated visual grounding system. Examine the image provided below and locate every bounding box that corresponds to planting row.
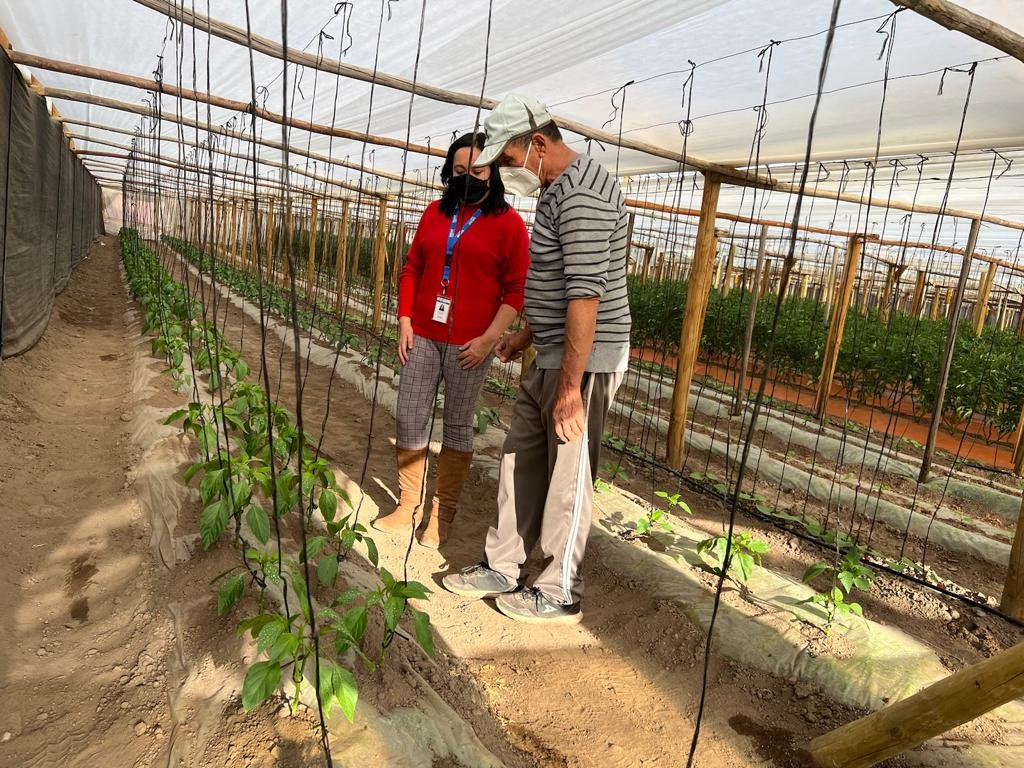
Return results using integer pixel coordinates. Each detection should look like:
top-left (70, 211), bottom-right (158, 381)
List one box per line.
top-left (121, 227), bottom-right (434, 724)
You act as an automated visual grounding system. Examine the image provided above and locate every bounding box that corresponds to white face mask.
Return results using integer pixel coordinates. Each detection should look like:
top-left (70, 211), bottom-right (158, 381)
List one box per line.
top-left (500, 143), bottom-right (543, 197)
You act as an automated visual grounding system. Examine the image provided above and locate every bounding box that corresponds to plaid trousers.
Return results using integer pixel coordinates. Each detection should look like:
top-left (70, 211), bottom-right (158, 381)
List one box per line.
top-left (396, 335), bottom-right (493, 453)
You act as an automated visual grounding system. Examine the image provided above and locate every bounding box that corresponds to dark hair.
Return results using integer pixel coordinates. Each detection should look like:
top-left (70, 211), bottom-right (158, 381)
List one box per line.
top-left (438, 132), bottom-right (509, 217)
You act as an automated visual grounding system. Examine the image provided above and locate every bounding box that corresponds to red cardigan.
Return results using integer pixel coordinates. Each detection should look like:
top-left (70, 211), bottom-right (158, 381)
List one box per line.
top-left (397, 200), bottom-right (530, 345)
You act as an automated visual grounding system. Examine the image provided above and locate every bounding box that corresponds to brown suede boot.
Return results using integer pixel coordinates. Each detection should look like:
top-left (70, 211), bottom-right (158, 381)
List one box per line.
top-left (372, 447), bottom-right (427, 534)
top-left (417, 446), bottom-right (473, 549)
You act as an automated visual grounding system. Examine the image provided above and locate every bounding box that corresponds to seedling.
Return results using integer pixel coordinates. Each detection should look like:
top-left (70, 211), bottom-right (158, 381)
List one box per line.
top-left (474, 407), bottom-right (502, 434)
top-left (802, 546), bottom-right (875, 632)
top-left (696, 531), bottom-right (769, 583)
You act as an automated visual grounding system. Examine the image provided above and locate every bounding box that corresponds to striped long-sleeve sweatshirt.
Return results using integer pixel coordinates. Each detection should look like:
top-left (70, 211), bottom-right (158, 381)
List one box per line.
top-left (524, 154), bottom-right (632, 373)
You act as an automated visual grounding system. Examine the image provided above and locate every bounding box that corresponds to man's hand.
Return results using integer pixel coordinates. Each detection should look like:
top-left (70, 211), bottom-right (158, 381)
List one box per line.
top-left (553, 385), bottom-right (586, 443)
top-left (397, 317), bottom-right (414, 365)
top-left (457, 335), bottom-right (495, 369)
top-left (495, 328), bottom-right (532, 363)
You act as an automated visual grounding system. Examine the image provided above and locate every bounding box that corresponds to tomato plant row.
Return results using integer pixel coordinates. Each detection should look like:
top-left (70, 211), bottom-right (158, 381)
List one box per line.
top-left (628, 276), bottom-right (1024, 436)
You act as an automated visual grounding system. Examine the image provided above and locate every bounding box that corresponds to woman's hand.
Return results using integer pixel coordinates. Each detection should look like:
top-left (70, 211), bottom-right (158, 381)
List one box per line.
top-left (457, 335), bottom-right (495, 369)
top-left (494, 329), bottom-right (532, 363)
top-left (398, 317), bottom-right (414, 365)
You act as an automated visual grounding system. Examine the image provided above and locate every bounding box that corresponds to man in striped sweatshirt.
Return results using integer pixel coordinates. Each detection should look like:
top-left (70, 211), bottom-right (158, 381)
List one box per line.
top-left (443, 94), bottom-right (631, 623)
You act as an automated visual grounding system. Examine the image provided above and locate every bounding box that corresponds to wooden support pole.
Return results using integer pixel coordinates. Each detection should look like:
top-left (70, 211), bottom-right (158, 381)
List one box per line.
top-left (759, 258), bottom-right (772, 299)
top-left (654, 253), bottom-right (666, 283)
top-left (929, 286), bottom-right (941, 320)
top-left (733, 225), bottom-right (767, 415)
top-left (919, 217), bottom-right (982, 482)
top-left (248, 201), bottom-right (258, 269)
top-left (971, 261), bottom-right (997, 334)
top-left (667, 176), bottom-right (721, 469)
top-left (306, 197), bottom-right (319, 296)
top-left (641, 246), bottom-right (654, 283)
top-left (1001, 498), bottom-right (1024, 618)
top-left (944, 285), bottom-right (954, 319)
top-left (284, 199), bottom-right (294, 280)
top-left (799, 273), bottom-right (810, 299)
top-left (335, 201), bottom-right (350, 314)
top-left (1012, 409), bottom-right (1024, 476)
top-left (815, 236), bottom-right (864, 420)
top-left (371, 199), bottom-right (388, 332)
top-left (879, 264), bottom-right (904, 322)
top-left (265, 199), bottom-right (276, 276)
top-left (722, 244), bottom-right (736, 298)
top-left (809, 640), bottom-right (1024, 768)
top-left (910, 270), bottom-right (927, 318)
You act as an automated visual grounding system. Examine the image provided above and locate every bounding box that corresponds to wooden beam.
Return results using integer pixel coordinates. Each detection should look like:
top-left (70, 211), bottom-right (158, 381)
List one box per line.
top-left (910, 270), bottom-right (927, 318)
top-left (9, 50), bottom-right (440, 159)
top-left (668, 175), bottom-right (721, 469)
top-left (919, 217), bottom-right (982, 482)
top-left (815, 236), bottom-right (864, 420)
top-left (892, 1), bottom-right (1024, 62)
top-left (1001, 498), bottom-right (1024, 619)
top-left (810, 640), bottom-right (1024, 767)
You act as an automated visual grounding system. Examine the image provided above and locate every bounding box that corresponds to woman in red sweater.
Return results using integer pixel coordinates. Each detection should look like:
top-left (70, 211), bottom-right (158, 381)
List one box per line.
top-left (372, 133), bottom-right (529, 548)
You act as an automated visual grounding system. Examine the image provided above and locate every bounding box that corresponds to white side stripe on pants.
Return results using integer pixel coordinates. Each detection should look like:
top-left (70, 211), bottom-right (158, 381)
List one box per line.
top-left (560, 377), bottom-right (595, 604)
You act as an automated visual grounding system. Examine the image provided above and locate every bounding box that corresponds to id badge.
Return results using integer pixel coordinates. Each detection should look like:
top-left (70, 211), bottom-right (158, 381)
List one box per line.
top-left (432, 295), bottom-right (452, 324)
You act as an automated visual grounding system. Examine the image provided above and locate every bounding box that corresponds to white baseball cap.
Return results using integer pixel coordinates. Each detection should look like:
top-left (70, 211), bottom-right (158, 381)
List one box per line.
top-left (473, 93), bottom-right (553, 168)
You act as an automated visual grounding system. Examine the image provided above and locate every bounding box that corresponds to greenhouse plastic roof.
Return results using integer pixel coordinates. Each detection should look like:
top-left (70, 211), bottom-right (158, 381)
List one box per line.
top-left (2, 0), bottom-right (1024, 259)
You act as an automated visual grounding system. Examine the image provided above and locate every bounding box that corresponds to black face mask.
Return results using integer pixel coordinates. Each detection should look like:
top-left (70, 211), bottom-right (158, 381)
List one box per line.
top-left (446, 172), bottom-right (490, 206)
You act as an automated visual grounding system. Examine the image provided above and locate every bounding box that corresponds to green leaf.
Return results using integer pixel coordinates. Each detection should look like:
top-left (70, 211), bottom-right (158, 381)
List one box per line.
top-left (410, 607), bottom-right (435, 658)
top-left (379, 567), bottom-right (396, 590)
top-left (635, 518), bottom-right (651, 535)
top-left (335, 606), bottom-right (368, 654)
top-left (234, 358), bottom-right (250, 381)
top-left (399, 581), bottom-right (431, 601)
top-left (199, 499), bottom-right (228, 549)
top-left (363, 536), bottom-right (379, 568)
top-left (164, 408), bottom-right (188, 425)
top-left (317, 659), bottom-right (358, 722)
top-left (242, 660), bottom-right (281, 712)
top-left (246, 503), bottom-right (271, 544)
top-left (319, 488), bottom-right (338, 522)
top-left (802, 563), bottom-right (829, 583)
top-left (853, 577), bottom-right (872, 591)
top-left (256, 620), bottom-right (285, 655)
top-left (304, 536), bottom-right (327, 563)
top-left (183, 461), bottom-right (204, 483)
top-left (318, 554), bottom-right (339, 586)
top-left (734, 552), bottom-right (753, 583)
top-left (332, 589), bottom-right (363, 607)
top-left (200, 468), bottom-right (226, 505)
top-left (848, 602), bottom-right (864, 617)
top-left (237, 613), bottom-right (278, 639)
top-left (269, 631), bottom-right (300, 664)
top-left (837, 571), bottom-right (856, 594)
top-left (383, 595), bottom-right (406, 633)
top-left (217, 573), bottom-right (245, 615)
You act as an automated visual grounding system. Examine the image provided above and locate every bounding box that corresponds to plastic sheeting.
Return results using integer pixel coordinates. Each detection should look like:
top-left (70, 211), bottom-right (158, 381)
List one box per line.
top-left (1, 1), bottom-right (1022, 252)
top-left (0, 45), bottom-right (103, 358)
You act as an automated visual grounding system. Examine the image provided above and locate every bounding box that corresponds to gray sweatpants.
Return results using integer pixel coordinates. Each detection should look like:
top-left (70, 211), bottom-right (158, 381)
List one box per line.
top-left (396, 335), bottom-right (493, 453)
top-left (484, 363), bottom-right (623, 605)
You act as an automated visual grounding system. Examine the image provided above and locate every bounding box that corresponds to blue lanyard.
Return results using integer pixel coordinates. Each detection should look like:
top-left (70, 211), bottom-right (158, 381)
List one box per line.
top-left (442, 206), bottom-right (481, 291)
